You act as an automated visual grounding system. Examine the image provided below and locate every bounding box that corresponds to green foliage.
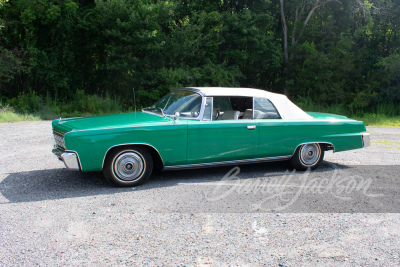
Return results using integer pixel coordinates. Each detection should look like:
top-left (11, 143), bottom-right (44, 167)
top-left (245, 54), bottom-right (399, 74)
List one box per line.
top-left (72, 89), bottom-right (122, 116)
top-left (0, 0), bottom-right (399, 117)
top-left (0, 104), bottom-right (40, 123)
top-left (295, 96), bottom-right (400, 124)
top-left (9, 89), bottom-right (40, 113)
top-left (0, 47), bottom-right (25, 84)
top-left (374, 101), bottom-right (400, 117)
top-left (6, 89), bottom-right (123, 120)
top-left (278, 0), bottom-right (400, 109)
top-left (294, 95), bottom-right (400, 127)
top-left (377, 53), bottom-right (400, 101)
top-left (294, 96), bottom-right (348, 116)
top-left (352, 114), bottom-right (400, 127)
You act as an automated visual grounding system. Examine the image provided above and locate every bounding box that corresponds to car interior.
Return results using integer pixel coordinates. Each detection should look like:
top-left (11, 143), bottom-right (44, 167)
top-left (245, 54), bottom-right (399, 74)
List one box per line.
top-left (212, 96), bottom-right (281, 120)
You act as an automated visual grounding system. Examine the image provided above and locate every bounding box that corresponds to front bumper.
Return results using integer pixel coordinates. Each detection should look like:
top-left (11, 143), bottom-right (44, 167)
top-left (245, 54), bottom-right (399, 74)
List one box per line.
top-left (361, 132), bottom-right (371, 148)
top-left (52, 147), bottom-right (81, 171)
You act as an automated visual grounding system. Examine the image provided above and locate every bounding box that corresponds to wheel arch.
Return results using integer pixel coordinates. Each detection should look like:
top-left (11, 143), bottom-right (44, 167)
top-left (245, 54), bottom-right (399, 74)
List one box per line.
top-left (291, 142), bottom-right (335, 157)
top-left (102, 143), bottom-right (164, 170)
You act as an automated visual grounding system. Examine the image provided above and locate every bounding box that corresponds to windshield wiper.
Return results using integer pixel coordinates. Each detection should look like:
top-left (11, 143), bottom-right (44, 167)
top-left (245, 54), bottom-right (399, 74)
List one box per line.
top-left (143, 107), bottom-right (166, 118)
top-left (156, 107), bottom-right (166, 118)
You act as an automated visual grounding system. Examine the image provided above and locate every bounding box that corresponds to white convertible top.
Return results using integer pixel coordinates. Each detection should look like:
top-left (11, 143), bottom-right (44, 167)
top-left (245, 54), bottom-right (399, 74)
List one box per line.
top-left (178, 87), bottom-right (312, 120)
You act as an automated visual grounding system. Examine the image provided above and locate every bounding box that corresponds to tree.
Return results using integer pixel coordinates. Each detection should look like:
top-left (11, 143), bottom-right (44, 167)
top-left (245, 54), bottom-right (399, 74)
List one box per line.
top-left (278, 0), bottom-right (341, 96)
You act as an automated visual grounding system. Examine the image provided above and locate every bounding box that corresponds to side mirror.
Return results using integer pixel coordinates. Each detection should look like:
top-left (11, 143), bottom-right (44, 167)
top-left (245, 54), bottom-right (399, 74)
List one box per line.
top-left (173, 112), bottom-right (180, 124)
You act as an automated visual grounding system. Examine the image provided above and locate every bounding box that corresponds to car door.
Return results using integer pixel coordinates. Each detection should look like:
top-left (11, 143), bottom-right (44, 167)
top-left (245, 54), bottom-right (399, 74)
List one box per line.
top-left (186, 96), bottom-right (259, 164)
top-left (254, 97), bottom-right (295, 157)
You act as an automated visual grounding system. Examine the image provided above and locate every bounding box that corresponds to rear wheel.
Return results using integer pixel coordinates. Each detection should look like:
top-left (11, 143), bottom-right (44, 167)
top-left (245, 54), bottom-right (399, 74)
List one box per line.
top-left (290, 143), bottom-right (324, 171)
top-left (103, 146), bottom-right (153, 187)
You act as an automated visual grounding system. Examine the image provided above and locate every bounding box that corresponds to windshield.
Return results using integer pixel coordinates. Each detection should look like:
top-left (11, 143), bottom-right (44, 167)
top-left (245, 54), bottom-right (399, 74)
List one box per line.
top-left (143, 90), bottom-right (202, 118)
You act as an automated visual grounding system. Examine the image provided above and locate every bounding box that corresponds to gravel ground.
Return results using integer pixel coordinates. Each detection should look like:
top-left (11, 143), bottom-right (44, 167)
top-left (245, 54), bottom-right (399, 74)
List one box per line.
top-left (0, 121), bottom-right (400, 266)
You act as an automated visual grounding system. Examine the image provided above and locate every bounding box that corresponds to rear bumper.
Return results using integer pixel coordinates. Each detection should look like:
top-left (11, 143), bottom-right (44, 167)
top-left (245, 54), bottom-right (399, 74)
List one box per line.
top-left (361, 132), bottom-right (371, 148)
top-left (52, 147), bottom-right (81, 171)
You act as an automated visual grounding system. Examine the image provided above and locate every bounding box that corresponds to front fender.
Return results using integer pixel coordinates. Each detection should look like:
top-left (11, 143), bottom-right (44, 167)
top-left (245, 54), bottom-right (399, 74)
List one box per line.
top-left (64, 122), bottom-right (188, 171)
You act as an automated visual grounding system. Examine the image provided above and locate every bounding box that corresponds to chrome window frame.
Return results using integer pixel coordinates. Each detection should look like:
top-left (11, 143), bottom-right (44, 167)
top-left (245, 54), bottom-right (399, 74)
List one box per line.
top-left (252, 97), bottom-right (255, 119)
top-left (202, 97), bottom-right (213, 121)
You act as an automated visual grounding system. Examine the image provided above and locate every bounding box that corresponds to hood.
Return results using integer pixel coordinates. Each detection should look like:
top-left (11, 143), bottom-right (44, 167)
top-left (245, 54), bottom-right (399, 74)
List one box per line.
top-left (52, 112), bottom-right (169, 133)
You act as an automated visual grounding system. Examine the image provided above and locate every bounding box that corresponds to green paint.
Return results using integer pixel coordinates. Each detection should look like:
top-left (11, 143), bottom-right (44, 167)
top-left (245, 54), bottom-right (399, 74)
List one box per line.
top-left (53, 110), bottom-right (367, 171)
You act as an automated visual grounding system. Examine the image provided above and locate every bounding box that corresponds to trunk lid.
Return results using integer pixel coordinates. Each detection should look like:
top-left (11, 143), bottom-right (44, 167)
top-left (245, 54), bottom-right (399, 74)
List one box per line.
top-left (306, 112), bottom-right (350, 120)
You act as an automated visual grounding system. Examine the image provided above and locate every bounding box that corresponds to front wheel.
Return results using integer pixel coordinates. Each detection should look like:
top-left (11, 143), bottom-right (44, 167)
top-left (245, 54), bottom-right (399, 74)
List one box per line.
top-left (290, 143), bottom-right (324, 171)
top-left (103, 146), bottom-right (153, 187)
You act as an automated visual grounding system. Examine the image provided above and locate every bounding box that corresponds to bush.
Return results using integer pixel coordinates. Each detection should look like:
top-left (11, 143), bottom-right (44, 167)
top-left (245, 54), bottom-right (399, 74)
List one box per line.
top-left (0, 104), bottom-right (40, 123)
top-left (7, 89), bottom-right (124, 120)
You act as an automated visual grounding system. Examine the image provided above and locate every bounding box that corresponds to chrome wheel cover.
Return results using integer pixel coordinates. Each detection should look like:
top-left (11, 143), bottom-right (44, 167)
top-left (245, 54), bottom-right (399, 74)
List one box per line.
top-left (300, 144), bottom-right (321, 166)
top-left (113, 151), bottom-right (145, 181)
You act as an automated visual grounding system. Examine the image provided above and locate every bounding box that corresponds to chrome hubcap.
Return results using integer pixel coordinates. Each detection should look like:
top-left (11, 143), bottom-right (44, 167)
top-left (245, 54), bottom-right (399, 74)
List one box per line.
top-left (300, 144), bottom-right (320, 166)
top-left (113, 152), bottom-right (145, 181)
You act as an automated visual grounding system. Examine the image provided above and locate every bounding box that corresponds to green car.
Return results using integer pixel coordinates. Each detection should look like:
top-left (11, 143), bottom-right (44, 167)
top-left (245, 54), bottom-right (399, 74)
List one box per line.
top-left (52, 87), bottom-right (370, 187)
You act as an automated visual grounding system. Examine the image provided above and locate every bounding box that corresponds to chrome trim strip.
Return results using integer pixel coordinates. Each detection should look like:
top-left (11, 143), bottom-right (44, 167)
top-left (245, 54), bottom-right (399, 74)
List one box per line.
top-left (162, 155), bottom-right (291, 170)
top-left (53, 129), bottom-right (66, 135)
top-left (361, 132), bottom-right (370, 148)
top-left (65, 122), bottom-right (185, 134)
top-left (101, 143), bottom-right (165, 169)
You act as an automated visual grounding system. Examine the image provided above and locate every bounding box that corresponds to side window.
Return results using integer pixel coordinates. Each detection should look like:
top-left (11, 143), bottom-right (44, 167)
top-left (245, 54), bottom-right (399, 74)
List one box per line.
top-left (203, 97), bottom-right (212, 121)
top-left (213, 97), bottom-right (241, 120)
top-left (176, 94), bottom-right (202, 118)
top-left (254, 98), bottom-right (281, 119)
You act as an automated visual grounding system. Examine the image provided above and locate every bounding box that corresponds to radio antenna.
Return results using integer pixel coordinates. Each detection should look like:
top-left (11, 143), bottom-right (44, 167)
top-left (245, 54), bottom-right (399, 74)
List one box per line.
top-left (133, 88), bottom-right (137, 113)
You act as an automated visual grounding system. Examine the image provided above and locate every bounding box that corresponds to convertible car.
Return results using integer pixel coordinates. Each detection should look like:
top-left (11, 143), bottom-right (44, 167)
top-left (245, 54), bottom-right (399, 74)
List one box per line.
top-left (52, 87), bottom-right (370, 186)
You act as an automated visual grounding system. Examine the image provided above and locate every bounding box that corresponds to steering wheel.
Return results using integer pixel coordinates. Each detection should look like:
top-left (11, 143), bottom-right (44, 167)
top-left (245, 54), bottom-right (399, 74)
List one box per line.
top-left (215, 110), bottom-right (220, 119)
top-left (191, 110), bottom-right (200, 117)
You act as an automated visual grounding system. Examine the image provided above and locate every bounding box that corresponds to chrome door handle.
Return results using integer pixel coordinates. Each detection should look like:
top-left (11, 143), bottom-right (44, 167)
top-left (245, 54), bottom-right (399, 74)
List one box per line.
top-left (247, 125), bottom-right (256, 130)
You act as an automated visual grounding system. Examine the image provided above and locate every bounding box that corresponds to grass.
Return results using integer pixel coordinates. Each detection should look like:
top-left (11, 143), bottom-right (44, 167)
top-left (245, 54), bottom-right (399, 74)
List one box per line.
top-left (351, 114), bottom-right (400, 127)
top-left (0, 105), bottom-right (40, 123)
top-left (295, 98), bottom-right (400, 127)
top-left (1, 90), bottom-right (125, 123)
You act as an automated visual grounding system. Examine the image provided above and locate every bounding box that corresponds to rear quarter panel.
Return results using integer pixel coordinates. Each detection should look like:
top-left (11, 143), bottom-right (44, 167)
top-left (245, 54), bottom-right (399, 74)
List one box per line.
top-left (257, 118), bottom-right (366, 157)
